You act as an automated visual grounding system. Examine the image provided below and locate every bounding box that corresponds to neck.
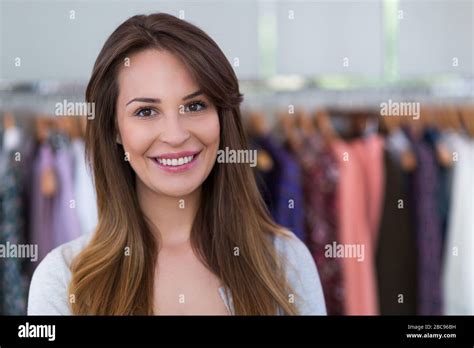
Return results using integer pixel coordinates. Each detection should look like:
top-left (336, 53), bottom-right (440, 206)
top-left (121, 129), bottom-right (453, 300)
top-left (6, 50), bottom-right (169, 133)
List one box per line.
top-left (137, 180), bottom-right (201, 248)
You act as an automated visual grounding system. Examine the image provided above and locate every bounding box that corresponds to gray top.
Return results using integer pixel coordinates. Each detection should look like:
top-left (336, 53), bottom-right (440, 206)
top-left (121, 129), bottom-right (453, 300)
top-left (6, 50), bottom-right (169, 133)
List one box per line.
top-left (28, 230), bottom-right (327, 315)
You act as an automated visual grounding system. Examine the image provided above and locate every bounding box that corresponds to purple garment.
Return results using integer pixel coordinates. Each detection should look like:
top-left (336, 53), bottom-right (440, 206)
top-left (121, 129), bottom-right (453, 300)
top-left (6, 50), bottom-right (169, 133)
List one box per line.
top-left (52, 146), bottom-right (81, 247)
top-left (406, 128), bottom-right (443, 315)
top-left (296, 134), bottom-right (345, 315)
top-left (253, 135), bottom-right (305, 241)
top-left (30, 144), bottom-right (55, 263)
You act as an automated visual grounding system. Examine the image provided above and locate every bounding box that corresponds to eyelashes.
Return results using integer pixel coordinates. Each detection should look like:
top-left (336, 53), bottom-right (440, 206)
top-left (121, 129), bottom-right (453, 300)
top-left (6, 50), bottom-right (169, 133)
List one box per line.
top-left (133, 100), bottom-right (208, 118)
top-left (134, 107), bottom-right (157, 118)
top-left (183, 100), bottom-right (207, 113)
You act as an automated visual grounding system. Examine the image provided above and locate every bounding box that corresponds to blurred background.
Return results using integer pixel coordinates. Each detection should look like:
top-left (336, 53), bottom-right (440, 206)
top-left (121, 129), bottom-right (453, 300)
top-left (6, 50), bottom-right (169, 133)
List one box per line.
top-left (0, 0), bottom-right (473, 316)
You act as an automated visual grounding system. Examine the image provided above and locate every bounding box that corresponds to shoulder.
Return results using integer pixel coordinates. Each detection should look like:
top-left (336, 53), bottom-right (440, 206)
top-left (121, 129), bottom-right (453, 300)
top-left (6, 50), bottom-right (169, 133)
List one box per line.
top-left (28, 233), bottom-right (92, 315)
top-left (273, 229), bottom-right (327, 315)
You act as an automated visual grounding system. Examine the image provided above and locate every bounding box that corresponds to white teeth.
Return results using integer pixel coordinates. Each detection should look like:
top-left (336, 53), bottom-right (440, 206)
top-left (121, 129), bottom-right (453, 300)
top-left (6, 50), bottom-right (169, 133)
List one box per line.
top-left (157, 155), bottom-right (195, 166)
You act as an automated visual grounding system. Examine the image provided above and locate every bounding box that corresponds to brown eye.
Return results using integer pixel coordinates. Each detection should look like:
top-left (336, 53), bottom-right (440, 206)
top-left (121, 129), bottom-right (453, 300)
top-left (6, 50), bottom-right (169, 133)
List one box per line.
top-left (135, 107), bottom-right (157, 118)
top-left (185, 101), bottom-right (207, 113)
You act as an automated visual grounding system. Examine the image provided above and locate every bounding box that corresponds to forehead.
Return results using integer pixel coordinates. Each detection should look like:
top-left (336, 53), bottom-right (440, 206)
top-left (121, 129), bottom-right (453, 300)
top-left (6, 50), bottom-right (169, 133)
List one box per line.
top-left (116, 49), bottom-right (199, 99)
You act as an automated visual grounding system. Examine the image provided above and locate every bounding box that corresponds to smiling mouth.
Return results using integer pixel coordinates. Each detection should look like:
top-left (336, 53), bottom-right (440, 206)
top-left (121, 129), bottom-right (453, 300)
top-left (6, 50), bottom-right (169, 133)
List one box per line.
top-left (151, 151), bottom-right (201, 167)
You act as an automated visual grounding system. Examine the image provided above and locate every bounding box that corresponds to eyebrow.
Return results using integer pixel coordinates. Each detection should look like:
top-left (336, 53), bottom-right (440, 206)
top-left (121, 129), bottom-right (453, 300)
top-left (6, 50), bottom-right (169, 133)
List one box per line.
top-left (126, 90), bottom-right (203, 106)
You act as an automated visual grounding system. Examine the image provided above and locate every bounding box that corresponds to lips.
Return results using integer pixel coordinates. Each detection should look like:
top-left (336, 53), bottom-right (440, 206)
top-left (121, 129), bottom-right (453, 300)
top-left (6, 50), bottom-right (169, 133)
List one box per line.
top-left (156, 154), bottom-right (194, 167)
top-left (150, 150), bottom-right (201, 168)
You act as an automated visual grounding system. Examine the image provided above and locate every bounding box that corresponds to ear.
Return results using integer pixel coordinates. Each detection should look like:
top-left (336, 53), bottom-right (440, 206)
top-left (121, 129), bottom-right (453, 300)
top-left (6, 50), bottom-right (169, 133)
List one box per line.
top-left (116, 133), bottom-right (122, 145)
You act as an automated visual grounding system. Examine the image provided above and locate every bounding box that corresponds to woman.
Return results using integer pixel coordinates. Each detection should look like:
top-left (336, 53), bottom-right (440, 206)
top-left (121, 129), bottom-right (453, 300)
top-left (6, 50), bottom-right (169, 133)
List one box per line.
top-left (28, 13), bottom-right (326, 315)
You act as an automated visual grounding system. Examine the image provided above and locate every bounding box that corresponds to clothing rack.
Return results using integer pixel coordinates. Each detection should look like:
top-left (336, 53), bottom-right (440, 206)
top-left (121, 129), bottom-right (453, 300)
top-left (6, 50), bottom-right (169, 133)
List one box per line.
top-left (1, 81), bottom-right (473, 116)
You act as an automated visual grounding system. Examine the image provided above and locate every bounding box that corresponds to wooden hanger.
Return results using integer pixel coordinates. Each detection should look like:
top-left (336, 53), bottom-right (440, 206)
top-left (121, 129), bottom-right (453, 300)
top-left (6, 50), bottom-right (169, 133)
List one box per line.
top-left (278, 108), bottom-right (302, 152)
top-left (79, 116), bottom-right (87, 138)
top-left (439, 105), bottom-right (462, 131)
top-left (349, 109), bottom-right (369, 137)
top-left (432, 106), bottom-right (454, 167)
top-left (380, 109), bottom-right (417, 172)
top-left (69, 117), bottom-right (82, 140)
top-left (422, 106), bottom-right (454, 167)
top-left (3, 111), bottom-right (16, 130)
top-left (55, 116), bottom-right (84, 141)
top-left (314, 108), bottom-right (338, 144)
top-left (392, 108), bottom-right (418, 172)
top-left (34, 115), bottom-right (57, 197)
top-left (244, 110), bottom-right (274, 172)
top-left (247, 110), bottom-right (270, 137)
top-left (460, 105), bottom-right (474, 137)
top-left (57, 117), bottom-right (68, 137)
top-left (296, 108), bottom-right (315, 138)
top-left (408, 105), bottom-right (427, 138)
top-left (421, 105), bottom-right (434, 128)
top-left (35, 116), bottom-right (51, 143)
top-left (430, 106), bottom-right (443, 130)
top-left (379, 112), bottom-right (401, 134)
top-left (449, 106), bottom-right (462, 131)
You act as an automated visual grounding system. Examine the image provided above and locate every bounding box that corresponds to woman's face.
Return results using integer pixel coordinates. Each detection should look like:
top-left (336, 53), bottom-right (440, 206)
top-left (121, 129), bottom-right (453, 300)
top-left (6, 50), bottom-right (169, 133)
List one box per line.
top-left (116, 49), bottom-right (220, 197)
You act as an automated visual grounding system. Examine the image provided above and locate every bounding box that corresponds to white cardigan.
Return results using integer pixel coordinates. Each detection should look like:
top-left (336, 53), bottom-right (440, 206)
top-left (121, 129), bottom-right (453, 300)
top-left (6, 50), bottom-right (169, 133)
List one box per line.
top-left (27, 230), bottom-right (327, 315)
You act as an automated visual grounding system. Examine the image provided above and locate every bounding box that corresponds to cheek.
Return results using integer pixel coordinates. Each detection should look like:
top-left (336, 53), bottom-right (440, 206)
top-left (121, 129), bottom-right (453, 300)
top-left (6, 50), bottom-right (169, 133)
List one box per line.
top-left (196, 113), bottom-right (220, 149)
top-left (118, 118), bottom-right (155, 158)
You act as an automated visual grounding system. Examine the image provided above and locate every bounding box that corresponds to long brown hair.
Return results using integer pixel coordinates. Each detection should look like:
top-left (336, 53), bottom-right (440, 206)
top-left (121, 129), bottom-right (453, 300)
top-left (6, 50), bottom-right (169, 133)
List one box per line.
top-left (69, 13), bottom-right (298, 315)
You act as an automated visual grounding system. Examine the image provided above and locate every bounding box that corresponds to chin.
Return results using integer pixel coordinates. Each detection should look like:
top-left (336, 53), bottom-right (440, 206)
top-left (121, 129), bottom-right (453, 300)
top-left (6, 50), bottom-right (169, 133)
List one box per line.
top-left (152, 181), bottom-right (201, 198)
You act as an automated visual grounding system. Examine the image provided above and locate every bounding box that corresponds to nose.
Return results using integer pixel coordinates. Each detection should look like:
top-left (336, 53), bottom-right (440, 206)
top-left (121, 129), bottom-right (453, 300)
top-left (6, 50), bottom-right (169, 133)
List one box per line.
top-left (158, 112), bottom-right (191, 146)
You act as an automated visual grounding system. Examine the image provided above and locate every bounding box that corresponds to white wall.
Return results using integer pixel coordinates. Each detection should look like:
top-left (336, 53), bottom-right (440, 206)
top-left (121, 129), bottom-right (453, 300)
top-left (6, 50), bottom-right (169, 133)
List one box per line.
top-left (1, 0), bottom-right (472, 82)
top-left (0, 0), bottom-right (259, 81)
top-left (398, 0), bottom-right (473, 76)
top-left (276, 0), bottom-right (384, 77)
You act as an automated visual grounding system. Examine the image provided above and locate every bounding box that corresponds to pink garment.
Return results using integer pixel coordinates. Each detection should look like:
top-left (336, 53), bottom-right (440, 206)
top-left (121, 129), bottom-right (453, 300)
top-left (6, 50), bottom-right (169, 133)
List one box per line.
top-left (331, 135), bottom-right (385, 315)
